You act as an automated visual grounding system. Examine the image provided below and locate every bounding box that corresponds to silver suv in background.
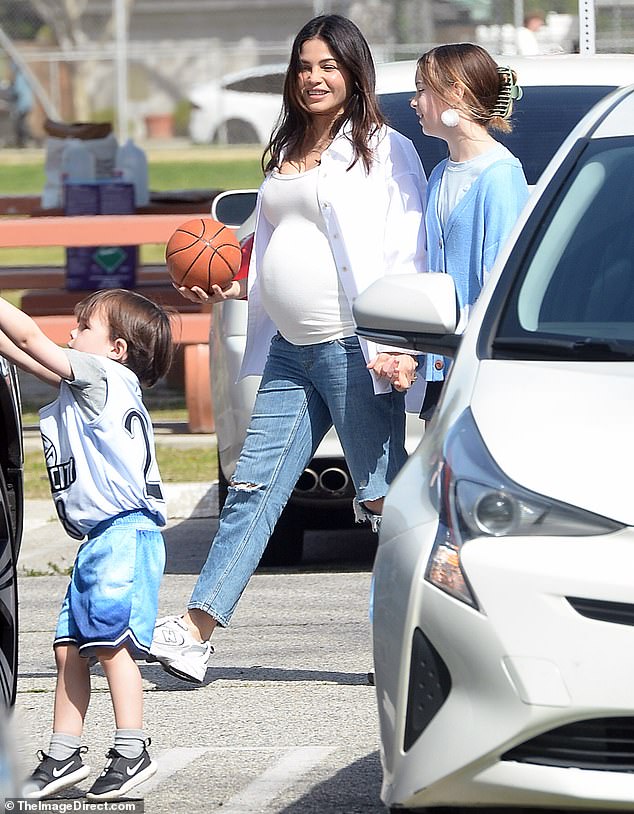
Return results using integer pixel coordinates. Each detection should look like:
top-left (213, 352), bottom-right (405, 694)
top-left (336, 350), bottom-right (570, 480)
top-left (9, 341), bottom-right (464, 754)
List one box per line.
top-left (209, 53), bottom-right (634, 567)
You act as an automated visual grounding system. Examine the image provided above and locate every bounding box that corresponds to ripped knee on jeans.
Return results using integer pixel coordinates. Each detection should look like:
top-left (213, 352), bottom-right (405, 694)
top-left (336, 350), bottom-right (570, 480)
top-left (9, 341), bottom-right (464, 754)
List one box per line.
top-left (229, 480), bottom-right (263, 492)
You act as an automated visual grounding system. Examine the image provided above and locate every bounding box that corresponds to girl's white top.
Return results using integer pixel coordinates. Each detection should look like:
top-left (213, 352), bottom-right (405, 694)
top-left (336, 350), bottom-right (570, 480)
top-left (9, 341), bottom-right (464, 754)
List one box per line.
top-left (260, 165), bottom-right (355, 345)
top-left (437, 144), bottom-right (512, 226)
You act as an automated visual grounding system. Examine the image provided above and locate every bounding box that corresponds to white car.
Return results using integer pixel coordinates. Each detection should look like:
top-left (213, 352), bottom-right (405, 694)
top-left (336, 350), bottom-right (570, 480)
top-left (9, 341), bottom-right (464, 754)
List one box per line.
top-left (353, 80), bottom-right (634, 812)
top-left (188, 63), bottom-right (286, 145)
top-left (210, 54), bottom-right (634, 567)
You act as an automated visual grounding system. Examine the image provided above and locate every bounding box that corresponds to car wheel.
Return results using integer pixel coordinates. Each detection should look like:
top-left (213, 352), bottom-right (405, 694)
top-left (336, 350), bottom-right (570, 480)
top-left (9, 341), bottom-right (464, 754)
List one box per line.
top-left (0, 471), bottom-right (18, 707)
top-left (216, 451), bottom-right (304, 567)
top-left (213, 119), bottom-right (259, 145)
top-left (389, 808), bottom-right (471, 813)
top-left (260, 505), bottom-right (304, 568)
top-left (217, 449), bottom-right (228, 511)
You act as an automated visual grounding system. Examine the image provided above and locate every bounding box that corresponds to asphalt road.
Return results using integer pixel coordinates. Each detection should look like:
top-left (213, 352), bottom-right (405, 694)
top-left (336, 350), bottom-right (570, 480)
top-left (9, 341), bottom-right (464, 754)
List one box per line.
top-left (13, 496), bottom-right (620, 814)
top-left (14, 498), bottom-right (384, 814)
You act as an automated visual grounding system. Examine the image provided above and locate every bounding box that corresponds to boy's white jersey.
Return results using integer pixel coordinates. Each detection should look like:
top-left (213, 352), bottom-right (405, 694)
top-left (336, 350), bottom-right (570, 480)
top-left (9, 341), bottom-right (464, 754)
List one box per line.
top-left (39, 350), bottom-right (167, 539)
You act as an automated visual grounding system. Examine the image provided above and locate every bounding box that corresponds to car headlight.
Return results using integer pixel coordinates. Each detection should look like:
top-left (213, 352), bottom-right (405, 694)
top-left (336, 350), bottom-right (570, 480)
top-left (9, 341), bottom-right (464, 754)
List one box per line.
top-left (425, 409), bottom-right (624, 609)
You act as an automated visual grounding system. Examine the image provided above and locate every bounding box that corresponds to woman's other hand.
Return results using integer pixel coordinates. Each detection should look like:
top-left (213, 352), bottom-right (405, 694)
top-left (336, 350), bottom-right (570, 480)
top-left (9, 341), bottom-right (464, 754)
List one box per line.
top-left (367, 352), bottom-right (418, 392)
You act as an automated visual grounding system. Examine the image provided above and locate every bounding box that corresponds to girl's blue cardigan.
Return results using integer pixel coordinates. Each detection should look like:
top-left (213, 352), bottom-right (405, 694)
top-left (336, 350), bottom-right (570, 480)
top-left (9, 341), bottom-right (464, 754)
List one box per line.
top-left (423, 154), bottom-right (529, 381)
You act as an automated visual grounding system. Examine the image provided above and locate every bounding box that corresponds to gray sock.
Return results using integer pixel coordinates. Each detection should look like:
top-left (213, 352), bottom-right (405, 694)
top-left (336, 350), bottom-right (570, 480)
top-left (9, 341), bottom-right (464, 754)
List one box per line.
top-left (114, 728), bottom-right (146, 759)
top-left (48, 732), bottom-right (81, 761)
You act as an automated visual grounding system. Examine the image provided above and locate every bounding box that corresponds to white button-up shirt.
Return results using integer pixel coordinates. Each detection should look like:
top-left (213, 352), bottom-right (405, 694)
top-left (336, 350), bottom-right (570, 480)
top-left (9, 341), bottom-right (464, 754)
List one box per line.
top-left (240, 124), bottom-right (427, 397)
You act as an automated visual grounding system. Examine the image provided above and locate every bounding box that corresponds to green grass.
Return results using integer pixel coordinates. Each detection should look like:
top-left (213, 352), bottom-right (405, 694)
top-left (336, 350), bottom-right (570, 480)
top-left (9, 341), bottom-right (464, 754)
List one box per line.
top-left (21, 386), bottom-right (217, 499)
top-left (25, 442), bottom-right (217, 500)
top-left (0, 146), bottom-right (263, 268)
top-left (21, 400), bottom-right (190, 427)
top-left (0, 158), bottom-right (262, 195)
top-left (148, 158), bottom-right (263, 191)
top-left (0, 146), bottom-right (263, 195)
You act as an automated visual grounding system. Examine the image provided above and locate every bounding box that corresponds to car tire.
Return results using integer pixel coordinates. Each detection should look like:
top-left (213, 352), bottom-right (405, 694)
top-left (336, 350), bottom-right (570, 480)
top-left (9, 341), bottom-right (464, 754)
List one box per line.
top-left (389, 808), bottom-right (471, 813)
top-left (217, 449), bottom-right (229, 511)
top-left (260, 505), bottom-right (304, 568)
top-left (216, 451), bottom-right (304, 568)
top-left (0, 470), bottom-right (18, 708)
top-left (214, 119), bottom-right (259, 145)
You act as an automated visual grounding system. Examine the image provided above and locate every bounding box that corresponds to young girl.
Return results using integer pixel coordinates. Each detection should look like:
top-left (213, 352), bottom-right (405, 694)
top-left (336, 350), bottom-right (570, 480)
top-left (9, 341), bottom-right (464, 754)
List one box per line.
top-left (0, 289), bottom-right (173, 800)
top-left (150, 14), bottom-right (427, 684)
top-left (410, 43), bottom-right (529, 416)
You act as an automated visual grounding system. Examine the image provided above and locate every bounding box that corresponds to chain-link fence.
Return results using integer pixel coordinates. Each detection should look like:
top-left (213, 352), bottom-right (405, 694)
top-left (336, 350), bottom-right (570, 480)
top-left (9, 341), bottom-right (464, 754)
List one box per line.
top-left (0, 0), bottom-right (631, 147)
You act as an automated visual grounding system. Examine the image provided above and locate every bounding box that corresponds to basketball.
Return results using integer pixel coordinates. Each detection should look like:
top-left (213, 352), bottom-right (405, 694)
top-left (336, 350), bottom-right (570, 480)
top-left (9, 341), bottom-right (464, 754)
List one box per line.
top-left (165, 217), bottom-right (241, 292)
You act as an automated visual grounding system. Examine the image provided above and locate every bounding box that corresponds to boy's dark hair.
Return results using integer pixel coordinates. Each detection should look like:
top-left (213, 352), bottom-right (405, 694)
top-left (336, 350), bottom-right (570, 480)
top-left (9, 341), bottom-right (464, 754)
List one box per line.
top-left (74, 289), bottom-right (174, 387)
top-left (264, 14), bottom-right (386, 174)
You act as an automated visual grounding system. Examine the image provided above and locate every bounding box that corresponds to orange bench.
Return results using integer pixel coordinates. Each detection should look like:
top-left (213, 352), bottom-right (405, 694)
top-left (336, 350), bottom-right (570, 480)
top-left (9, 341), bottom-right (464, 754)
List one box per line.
top-left (0, 213), bottom-right (214, 433)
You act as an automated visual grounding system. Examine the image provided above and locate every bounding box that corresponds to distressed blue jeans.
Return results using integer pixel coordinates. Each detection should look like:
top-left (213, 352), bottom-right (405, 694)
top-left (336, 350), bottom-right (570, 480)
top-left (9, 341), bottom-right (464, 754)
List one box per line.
top-left (189, 334), bottom-right (406, 626)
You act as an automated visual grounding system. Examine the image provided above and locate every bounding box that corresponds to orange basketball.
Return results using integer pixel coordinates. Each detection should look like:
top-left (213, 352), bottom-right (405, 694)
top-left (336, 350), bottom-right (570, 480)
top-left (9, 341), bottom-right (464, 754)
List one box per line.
top-left (165, 217), bottom-right (241, 292)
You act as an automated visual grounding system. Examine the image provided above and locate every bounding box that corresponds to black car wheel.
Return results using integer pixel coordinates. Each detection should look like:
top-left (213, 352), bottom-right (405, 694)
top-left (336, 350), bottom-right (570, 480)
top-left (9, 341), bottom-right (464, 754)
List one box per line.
top-left (217, 448), bottom-right (229, 509)
top-left (0, 470), bottom-right (18, 708)
top-left (389, 808), bottom-right (471, 813)
top-left (214, 119), bottom-right (259, 145)
top-left (260, 505), bottom-right (304, 568)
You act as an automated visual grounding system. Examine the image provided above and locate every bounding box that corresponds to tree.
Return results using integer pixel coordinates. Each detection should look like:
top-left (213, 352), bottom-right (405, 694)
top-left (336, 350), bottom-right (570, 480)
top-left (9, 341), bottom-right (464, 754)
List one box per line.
top-left (0, 1), bottom-right (43, 40)
top-left (25, 0), bottom-right (135, 120)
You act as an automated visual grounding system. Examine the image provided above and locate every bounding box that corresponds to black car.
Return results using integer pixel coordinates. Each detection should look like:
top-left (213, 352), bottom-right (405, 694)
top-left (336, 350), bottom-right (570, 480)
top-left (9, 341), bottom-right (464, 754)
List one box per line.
top-left (0, 357), bottom-right (24, 707)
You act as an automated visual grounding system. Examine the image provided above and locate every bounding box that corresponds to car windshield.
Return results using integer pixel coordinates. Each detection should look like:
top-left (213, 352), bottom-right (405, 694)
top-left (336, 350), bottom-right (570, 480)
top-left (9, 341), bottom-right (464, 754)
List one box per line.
top-left (379, 85), bottom-right (616, 184)
top-left (494, 136), bottom-right (634, 359)
top-left (224, 73), bottom-right (285, 94)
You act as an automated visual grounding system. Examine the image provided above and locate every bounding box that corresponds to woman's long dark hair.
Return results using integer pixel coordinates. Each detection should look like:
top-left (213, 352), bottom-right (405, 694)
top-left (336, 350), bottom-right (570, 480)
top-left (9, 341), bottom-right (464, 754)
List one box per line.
top-left (263, 14), bottom-right (385, 174)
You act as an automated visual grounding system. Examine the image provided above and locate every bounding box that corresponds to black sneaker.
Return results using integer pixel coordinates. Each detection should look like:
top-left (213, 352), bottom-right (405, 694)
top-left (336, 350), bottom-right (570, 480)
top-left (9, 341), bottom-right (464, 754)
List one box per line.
top-left (86, 743), bottom-right (157, 800)
top-left (23, 747), bottom-right (90, 799)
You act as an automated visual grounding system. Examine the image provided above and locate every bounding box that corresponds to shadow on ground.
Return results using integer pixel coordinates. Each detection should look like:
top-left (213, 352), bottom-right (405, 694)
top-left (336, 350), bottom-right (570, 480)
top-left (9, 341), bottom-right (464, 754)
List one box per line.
top-left (162, 496), bottom-right (377, 575)
top-left (279, 751), bottom-right (383, 814)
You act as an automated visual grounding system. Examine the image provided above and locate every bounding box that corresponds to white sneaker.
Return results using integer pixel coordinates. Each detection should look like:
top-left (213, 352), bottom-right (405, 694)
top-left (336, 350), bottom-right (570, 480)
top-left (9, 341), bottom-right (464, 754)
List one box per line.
top-left (148, 615), bottom-right (213, 684)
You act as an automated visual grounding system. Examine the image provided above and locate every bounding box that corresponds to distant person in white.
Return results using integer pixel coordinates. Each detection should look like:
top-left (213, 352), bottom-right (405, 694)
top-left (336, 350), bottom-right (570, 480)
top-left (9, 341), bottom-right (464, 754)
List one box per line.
top-left (517, 11), bottom-right (545, 55)
top-left (0, 289), bottom-right (173, 801)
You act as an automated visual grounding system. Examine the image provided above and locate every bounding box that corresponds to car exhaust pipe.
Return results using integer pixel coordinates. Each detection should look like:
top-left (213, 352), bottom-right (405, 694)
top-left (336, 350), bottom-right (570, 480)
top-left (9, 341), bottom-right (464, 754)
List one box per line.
top-left (295, 468), bottom-right (319, 493)
top-left (319, 467), bottom-right (350, 495)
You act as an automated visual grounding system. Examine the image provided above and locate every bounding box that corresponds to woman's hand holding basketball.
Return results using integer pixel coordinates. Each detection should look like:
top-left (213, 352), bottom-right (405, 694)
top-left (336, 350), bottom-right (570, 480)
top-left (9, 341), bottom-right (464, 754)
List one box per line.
top-left (173, 278), bottom-right (243, 304)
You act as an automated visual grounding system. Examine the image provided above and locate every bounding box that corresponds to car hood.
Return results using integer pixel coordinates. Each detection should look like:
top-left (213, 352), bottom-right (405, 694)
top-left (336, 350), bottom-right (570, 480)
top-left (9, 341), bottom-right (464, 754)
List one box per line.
top-left (470, 360), bottom-right (634, 526)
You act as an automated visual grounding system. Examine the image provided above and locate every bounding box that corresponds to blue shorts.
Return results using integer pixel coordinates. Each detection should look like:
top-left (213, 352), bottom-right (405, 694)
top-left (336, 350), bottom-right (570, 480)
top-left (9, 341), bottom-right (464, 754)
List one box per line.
top-left (55, 510), bottom-right (165, 660)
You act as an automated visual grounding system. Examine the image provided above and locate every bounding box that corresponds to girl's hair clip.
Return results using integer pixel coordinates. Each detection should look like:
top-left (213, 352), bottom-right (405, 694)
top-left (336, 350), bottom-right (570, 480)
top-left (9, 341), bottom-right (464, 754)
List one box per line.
top-left (493, 66), bottom-right (523, 118)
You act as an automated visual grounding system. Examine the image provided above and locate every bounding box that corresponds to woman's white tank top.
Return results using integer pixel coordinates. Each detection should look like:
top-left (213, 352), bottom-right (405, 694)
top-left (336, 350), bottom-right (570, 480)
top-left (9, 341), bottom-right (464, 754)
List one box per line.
top-left (259, 166), bottom-right (355, 345)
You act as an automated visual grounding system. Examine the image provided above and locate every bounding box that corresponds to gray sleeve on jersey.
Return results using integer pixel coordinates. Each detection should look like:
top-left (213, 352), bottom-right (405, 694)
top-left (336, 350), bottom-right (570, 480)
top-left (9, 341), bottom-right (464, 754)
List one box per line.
top-left (62, 349), bottom-right (108, 419)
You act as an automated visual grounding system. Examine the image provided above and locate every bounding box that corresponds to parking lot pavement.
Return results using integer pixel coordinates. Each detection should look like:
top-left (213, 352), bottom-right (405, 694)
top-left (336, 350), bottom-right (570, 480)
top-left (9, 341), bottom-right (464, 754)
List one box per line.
top-left (18, 479), bottom-right (218, 575)
top-left (15, 519), bottom-right (380, 813)
top-left (16, 361), bottom-right (382, 811)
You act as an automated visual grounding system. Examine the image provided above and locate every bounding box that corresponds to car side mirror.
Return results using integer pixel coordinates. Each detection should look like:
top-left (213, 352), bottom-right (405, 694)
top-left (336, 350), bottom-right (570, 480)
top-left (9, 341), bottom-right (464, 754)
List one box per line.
top-left (353, 273), bottom-right (462, 356)
top-left (211, 189), bottom-right (258, 229)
